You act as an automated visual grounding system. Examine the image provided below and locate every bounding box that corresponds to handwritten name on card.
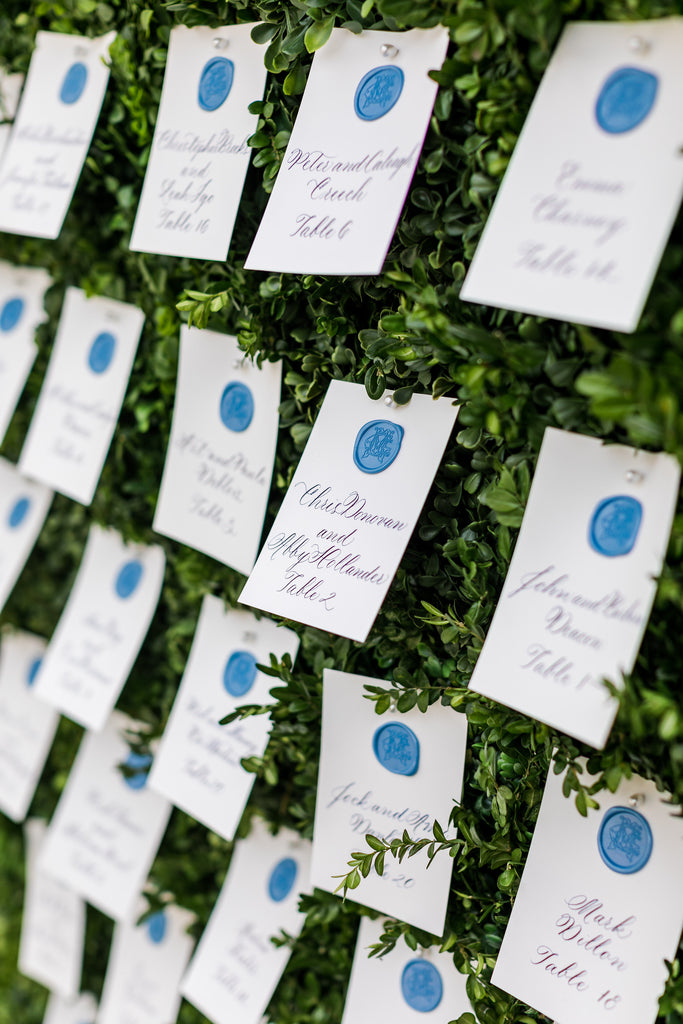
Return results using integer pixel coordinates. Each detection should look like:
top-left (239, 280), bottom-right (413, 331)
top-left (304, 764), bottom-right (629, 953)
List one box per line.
top-left (240, 380), bottom-right (458, 642)
top-left (245, 27), bottom-right (448, 275)
top-left (0, 262), bottom-right (51, 444)
top-left (153, 326), bottom-right (281, 575)
top-left (0, 31), bottom-right (115, 239)
top-left (469, 428), bottom-right (680, 748)
top-left (0, 457), bottom-right (52, 614)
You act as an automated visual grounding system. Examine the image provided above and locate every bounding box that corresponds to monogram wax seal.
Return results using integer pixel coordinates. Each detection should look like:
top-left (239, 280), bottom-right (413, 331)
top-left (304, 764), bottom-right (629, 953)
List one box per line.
top-left (353, 419), bottom-right (404, 474)
top-left (400, 959), bottom-right (443, 1013)
top-left (122, 750), bottom-right (153, 790)
top-left (0, 296), bottom-right (24, 331)
top-left (59, 61), bottom-right (88, 105)
top-left (372, 721), bottom-right (419, 776)
top-left (146, 910), bottom-right (167, 944)
top-left (354, 65), bottom-right (404, 121)
top-left (197, 56), bottom-right (234, 112)
top-left (219, 381), bottom-right (254, 432)
top-left (7, 496), bottom-right (30, 529)
top-left (267, 857), bottom-right (298, 902)
top-left (114, 559), bottom-right (144, 599)
top-left (588, 494), bottom-right (642, 557)
top-left (87, 331), bottom-right (116, 374)
top-left (595, 66), bottom-right (658, 134)
top-left (222, 650), bottom-right (258, 697)
top-left (598, 805), bottom-right (653, 874)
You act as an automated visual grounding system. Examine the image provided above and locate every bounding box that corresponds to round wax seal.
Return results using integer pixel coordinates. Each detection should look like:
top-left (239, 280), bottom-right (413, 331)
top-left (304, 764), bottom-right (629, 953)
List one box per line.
top-left (26, 657), bottom-right (42, 687)
top-left (0, 296), bottom-right (24, 331)
top-left (146, 910), bottom-right (167, 943)
top-left (598, 805), bottom-right (653, 874)
top-left (59, 62), bottom-right (88, 105)
top-left (595, 66), bottom-right (658, 134)
top-left (223, 650), bottom-right (258, 697)
top-left (7, 496), bottom-right (30, 529)
top-left (588, 495), bottom-right (642, 557)
top-left (267, 857), bottom-right (298, 902)
top-left (401, 960), bottom-right (443, 1013)
top-left (353, 419), bottom-right (404, 474)
top-left (122, 750), bottom-right (152, 790)
top-left (198, 57), bottom-right (234, 112)
top-left (219, 381), bottom-right (254, 432)
top-left (372, 722), bottom-right (419, 776)
top-left (114, 560), bottom-right (144, 599)
top-left (87, 331), bottom-right (116, 374)
top-left (354, 65), bottom-right (404, 121)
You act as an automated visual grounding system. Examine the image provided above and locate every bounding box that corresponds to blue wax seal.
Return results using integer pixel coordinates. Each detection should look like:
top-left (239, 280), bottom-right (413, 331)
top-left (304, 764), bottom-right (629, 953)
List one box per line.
top-left (401, 960), bottom-right (443, 1013)
top-left (0, 296), bottom-right (24, 331)
top-left (353, 419), bottom-right (404, 474)
top-left (7, 496), bottom-right (30, 529)
top-left (122, 751), bottom-right (152, 790)
top-left (598, 805), bottom-right (653, 874)
top-left (114, 560), bottom-right (144, 599)
top-left (87, 331), bottom-right (116, 374)
top-left (588, 495), bottom-right (642, 557)
top-left (372, 722), bottom-right (419, 776)
top-left (59, 62), bottom-right (88, 105)
top-left (219, 381), bottom-right (254, 432)
top-left (354, 65), bottom-right (404, 121)
top-left (223, 650), bottom-right (258, 697)
top-left (267, 857), bottom-right (298, 902)
top-left (26, 657), bottom-right (42, 687)
top-left (146, 910), bottom-right (167, 944)
top-left (198, 57), bottom-right (234, 112)
top-left (595, 67), bottom-right (658, 134)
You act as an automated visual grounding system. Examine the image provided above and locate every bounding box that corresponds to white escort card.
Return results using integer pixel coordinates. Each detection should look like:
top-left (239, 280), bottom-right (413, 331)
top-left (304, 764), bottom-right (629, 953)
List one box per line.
top-left (43, 993), bottom-right (98, 1024)
top-left (469, 428), bottom-right (680, 749)
top-left (130, 24), bottom-right (267, 261)
top-left (0, 262), bottom-right (51, 444)
top-left (181, 818), bottom-right (311, 1024)
top-left (0, 631), bottom-right (58, 822)
top-left (0, 457), bottom-right (52, 613)
top-left (19, 287), bottom-right (145, 505)
top-left (98, 902), bottom-right (195, 1024)
top-left (148, 596), bottom-right (299, 841)
top-left (33, 524), bottom-right (165, 732)
top-left (0, 71), bottom-right (24, 162)
top-left (240, 380), bottom-right (458, 642)
top-left (153, 326), bottom-right (282, 575)
top-left (342, 917), bottom-right (472, 1022)
top-left (0, 31), bottom-right (115, 239)
top-left (38, 711), bottom-right (172, 923)
top-left (492, 763), bottom-right (683, 1024)
top-left (19, 819), bottom-right (86, 999)
top-left (312, 669), bottom-right (467, 937)
top-left (460, 19), bottom-right (683, 332)
top-left (245, 27), bottom-right (448, 275)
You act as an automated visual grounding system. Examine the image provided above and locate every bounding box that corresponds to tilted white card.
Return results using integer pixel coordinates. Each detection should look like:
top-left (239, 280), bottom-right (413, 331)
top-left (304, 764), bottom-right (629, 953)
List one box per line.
top-left (181, 818), bottom-right (311, 1024)
top-left (19, 819), bottom-right (86, 999)
top-left (98, 902), bottom-right (195, 1024)
top-left (492, 763), bottom-right (683, 1024)
top-left (33, 524), bottom-right (165, 732)
top-left (460, 20), bottom-right (683, 331)
top-left (312, 669), bottom-right (467, 937)
top-left (0, 457), bottom-right (52, 613)
top-left (43, 992), bottom-right (98, 1024)
top-left (130, 24), bottom-right (267, 261)
top-left (148, 596), bottom-right (299, 841)
top-left (0, 631), bottom-right (57, 822)
top-left (0, 261), bottom-right (51, 444)
top-left (245, 27), bottom-right (448, 275)
top-left (153, 326), bottom-right (282, 575)
top-left (342, 917), bottom-right (473, 1023)
top-left (469, 428), bottom-right (680, 749)
top-left (39, 711), bottom-right (172, 923)
top-left (19, 287), bottom-right (145, 505)
top-left (240, 381), bottom-right (458, 642)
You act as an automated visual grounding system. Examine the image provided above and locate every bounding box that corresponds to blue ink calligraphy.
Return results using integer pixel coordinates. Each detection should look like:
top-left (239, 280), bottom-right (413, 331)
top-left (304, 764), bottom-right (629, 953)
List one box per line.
top-left (267, 857), bottom-right (298, 902)
top-left (0, 297), bottom-right (24, 331)
top-left (595, 67), bottom-right (658, 134)
top-left (122, 750), bottom-right (152, 790)
top-left (401, 960), bottom-right (443, 1013)
top-left (588, 495), bottom-right (642, 557)
top-left (219, 381), bottom-right (254, 432)
top-left (7, 496), bottom-right (30, 529)
top-left (223, 650), bottom-right (258, 697)
top-left (198, 57), bottom-right (234, 112)
top-left (598, 805), bottom-right (653, 874)
top-left (354, 66), bottom-right (404, 121)
top-left (353, 419), bottom-right (404, 474)
top-left (87, 331), bottom-right (116, 374)
top-left (146, 910), bottom-right (167, 943)
top-left (373, 722), bottom-right (419, 776)
top-left (114, 560), bottom-right (144, 599)
top-left (59, 62), bottom-right (88, 105)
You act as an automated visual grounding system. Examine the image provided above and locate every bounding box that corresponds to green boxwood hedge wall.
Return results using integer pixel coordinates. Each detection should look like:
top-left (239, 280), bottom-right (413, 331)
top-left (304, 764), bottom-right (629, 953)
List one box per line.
top-left (0, 0), bottom-right (682, 1021)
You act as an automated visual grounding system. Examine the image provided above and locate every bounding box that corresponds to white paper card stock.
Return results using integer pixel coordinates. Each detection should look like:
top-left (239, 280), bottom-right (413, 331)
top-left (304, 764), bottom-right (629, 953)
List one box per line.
top-left (460, 20), bottom-right (683, 332)
top-left (469, 428), bottom-right (680, 749)
top-left (154, 326), bottom-right (282, 574)
top-left (181, 818), bottom-right (311, 1024)
top-left (98, 902), bottom-right (195, 1024)
top-left (19, 819), bottom-right (86, 999)
top-left (33, 525), bottom-right (165, 732)
top-left (245, 27), bottom-right (448, 275)
top-left (0, 262), bottom-right (51, 444)
top-left (0, 457), bottom-right (52, 613)
top-left (0, 71), bottom-right (24, 163)
top-left (0, 31), bottom-right (115, 239)
top-left (39, 711), bottom-right (172, 922)
top-left (130, 24), bottom-right (267, 261)
top-left (19, 287), bottom-right (144, 505)
top-left (0, 631), bottom-right (58, 822)
top-left (43, 993), bottom-right (98, 1024)
top-left (342, 917), bottom-right (472, 1023)
top-left (240, 380), bottom-right (458, 642)
top-left (312, 669), bottom-right (467, 936)
top-left (148, 596), bottom-right (299, 841)
top-left (492, 764), bottom-right (683, 1024)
